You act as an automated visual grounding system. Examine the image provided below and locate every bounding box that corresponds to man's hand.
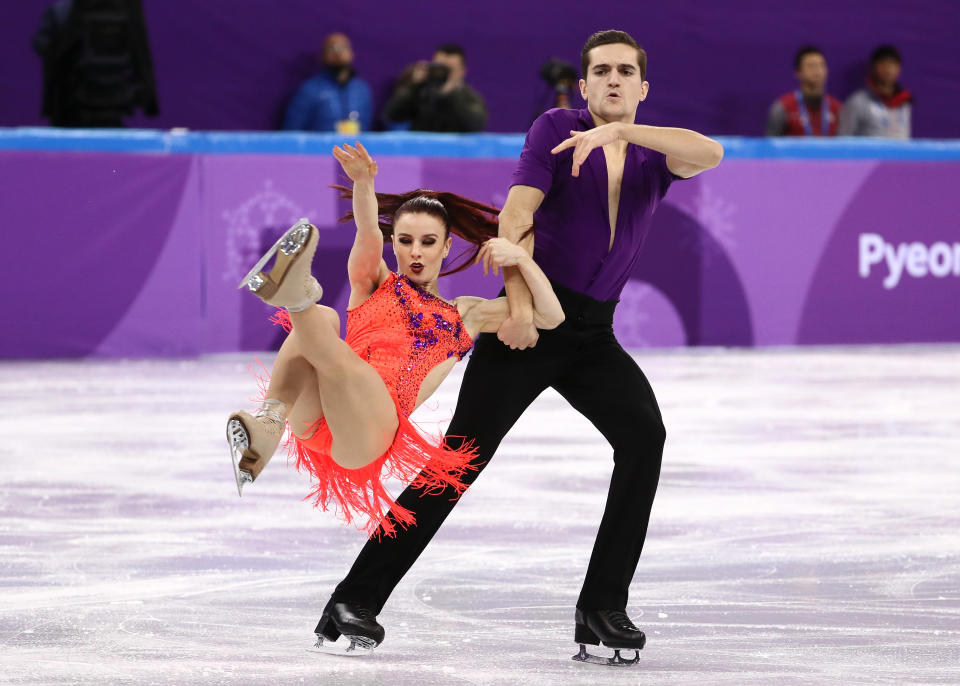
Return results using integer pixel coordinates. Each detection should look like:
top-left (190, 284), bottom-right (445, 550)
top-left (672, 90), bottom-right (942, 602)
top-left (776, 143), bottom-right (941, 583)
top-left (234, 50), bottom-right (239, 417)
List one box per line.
top-left (550, 122), bottom-right (624, 177)
top-left (410, 61), bottom-right (429, 84)
top-left (497, 315), bottom-right (539, 350)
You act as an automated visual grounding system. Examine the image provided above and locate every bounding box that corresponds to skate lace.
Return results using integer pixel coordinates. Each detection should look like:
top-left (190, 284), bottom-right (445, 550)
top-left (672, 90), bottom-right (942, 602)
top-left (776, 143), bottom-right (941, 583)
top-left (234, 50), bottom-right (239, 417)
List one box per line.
top-left (607, 610), bottom-right (638, 632)
top-left (253, 410), bottom-right (285, 436)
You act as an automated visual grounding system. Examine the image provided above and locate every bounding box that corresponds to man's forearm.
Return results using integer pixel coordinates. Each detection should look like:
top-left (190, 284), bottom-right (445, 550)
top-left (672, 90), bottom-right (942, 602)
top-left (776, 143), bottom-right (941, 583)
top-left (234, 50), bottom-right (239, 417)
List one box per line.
top-left (503, 267), bottom-right (534, 319)
top-left (515, 254), bottom-right (564, 327)
top-left (499, 207), bottom-right (535, 320)
top-left (619, 123), bottom-right (723, 169)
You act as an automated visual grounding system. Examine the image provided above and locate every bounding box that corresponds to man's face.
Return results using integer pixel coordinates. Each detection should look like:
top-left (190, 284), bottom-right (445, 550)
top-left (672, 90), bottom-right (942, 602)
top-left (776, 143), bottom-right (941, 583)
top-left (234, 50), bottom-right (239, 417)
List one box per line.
top-left (795, 53), bottom-right (828, 92)
top-left (872, 58), bottom-right (901, 87)
top-left (579, 43), bottom-right (648, 123)
top-left (323, 33), bottom-right (353, 67)
top-left (432, 51), bottom-right (465, 85)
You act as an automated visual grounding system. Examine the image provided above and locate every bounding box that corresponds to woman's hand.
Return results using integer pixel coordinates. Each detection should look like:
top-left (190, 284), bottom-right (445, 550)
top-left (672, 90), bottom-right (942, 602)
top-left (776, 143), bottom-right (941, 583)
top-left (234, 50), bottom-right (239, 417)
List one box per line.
top-left (333, 141), bottom-right (378, 183)
top-left (475, 237), bottom-right (528, 276)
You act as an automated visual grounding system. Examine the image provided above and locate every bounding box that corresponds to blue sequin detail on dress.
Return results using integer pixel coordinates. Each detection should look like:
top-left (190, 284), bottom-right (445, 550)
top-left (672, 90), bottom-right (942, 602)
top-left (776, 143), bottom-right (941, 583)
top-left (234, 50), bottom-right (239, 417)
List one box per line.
top-left (395, 274), bottom-right (470, 361)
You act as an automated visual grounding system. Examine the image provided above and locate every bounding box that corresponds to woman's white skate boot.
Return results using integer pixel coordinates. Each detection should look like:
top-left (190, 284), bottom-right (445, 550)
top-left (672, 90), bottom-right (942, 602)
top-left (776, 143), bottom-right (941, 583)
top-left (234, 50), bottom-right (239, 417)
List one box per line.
top-left (238, 218), bottom-right (323, 312)
top-left (226, 400), bottom-right (286, 496)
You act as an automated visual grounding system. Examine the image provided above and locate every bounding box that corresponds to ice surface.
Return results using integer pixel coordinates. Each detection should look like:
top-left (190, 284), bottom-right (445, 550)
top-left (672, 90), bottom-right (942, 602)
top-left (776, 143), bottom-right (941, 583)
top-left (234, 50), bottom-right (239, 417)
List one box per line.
top-left (1, 346), bottom-right (959, 685)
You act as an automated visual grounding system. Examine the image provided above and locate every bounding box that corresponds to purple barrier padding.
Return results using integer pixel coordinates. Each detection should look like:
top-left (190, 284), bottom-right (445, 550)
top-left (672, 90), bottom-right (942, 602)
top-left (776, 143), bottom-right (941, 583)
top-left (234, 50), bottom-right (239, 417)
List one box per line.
top-left (200, 154), bottom-right (340, 353)
top-left (93, 155), bottom-right (204, 357)
top-left (1, 151), bottom-right (196, 358)
top-left (688, 160), bottom-right (881, 345)
top-left (798, 163), bottom-right (960, 344)
top-left (4, 150), bottom-right (960, 358)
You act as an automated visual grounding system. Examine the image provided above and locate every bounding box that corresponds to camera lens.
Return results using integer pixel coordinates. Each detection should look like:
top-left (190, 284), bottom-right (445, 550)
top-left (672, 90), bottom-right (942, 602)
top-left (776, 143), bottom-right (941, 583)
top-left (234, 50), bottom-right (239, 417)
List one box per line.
top-left (427, 62), bottom-right (451, 85)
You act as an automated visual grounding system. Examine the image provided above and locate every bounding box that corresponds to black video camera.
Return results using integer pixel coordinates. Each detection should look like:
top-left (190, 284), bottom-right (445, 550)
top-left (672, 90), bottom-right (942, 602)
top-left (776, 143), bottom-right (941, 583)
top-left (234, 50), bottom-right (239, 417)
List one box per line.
top-left (426, 62), bottom-right (451, 86)
top-left (539, 59), bottom-right (578, 93)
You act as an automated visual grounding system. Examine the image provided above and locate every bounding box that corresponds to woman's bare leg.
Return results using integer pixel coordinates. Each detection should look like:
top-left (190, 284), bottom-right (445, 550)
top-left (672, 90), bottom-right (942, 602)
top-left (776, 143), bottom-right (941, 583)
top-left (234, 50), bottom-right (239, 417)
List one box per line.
top-left (265, 335), bottom-right (316, 410)
top-left (228, 324), bottom-right (324, 488)
top-left (288, 305), bottom-right (399, 469)
top-left (264, 309), bottom-right (340, 438)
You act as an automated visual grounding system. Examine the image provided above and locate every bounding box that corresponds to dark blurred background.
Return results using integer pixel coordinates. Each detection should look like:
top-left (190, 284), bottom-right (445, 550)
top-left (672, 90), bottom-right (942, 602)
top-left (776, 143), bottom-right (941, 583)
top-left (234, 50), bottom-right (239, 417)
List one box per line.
top-left (3, 0), bottom-right (959, 136)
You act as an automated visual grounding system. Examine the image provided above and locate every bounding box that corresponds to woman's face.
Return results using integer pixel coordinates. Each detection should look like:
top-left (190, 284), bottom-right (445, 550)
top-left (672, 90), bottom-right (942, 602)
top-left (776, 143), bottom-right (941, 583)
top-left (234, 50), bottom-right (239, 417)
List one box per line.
top-left (392, 212), bottom-right (451, 284)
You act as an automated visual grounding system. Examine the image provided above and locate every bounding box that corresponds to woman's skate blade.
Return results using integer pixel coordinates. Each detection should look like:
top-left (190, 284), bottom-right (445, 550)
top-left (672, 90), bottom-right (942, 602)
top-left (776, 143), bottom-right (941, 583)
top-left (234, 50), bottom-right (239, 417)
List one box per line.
top-left (572, 644), bottom-right (640, 666)
top-left (226, 418), bottom-right (254, 497)
top-left (237, 218), bottom-right (313, 292)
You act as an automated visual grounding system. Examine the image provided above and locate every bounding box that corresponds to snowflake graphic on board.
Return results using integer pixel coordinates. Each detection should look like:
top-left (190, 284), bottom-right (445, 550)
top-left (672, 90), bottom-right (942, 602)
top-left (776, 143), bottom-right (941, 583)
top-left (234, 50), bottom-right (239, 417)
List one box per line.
top-left (674, 184), bottom-right (739, 262)
top-left (612, 280), bottom-right (654, 348)
top-left (695, 184), bottom-right (738, 252)
top-left (222, 180), bottom-right (318, 283)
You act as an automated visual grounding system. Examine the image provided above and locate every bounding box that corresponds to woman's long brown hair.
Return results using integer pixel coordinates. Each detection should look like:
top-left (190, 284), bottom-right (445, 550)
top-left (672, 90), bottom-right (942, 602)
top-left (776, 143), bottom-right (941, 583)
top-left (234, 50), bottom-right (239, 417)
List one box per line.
top-left (332, 184), bottom-right (504, 276)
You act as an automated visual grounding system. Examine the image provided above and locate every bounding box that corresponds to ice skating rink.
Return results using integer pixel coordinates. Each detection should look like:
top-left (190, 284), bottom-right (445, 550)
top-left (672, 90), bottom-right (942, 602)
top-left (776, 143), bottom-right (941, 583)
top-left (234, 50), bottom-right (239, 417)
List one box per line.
top-left (2, 346), bottom-right (958, 685)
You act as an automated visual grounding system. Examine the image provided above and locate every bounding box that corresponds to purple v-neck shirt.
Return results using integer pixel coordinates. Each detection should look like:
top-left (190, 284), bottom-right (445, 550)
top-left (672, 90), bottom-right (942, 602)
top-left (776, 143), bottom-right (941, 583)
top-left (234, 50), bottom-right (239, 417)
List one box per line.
top-left (510, 107), bottom-right (681, 302)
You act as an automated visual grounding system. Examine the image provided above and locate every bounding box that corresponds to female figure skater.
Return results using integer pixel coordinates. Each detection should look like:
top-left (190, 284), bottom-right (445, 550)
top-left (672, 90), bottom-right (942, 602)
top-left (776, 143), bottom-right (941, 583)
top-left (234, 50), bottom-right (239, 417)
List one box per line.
top-left (226, 142), bottom-right (564, 538)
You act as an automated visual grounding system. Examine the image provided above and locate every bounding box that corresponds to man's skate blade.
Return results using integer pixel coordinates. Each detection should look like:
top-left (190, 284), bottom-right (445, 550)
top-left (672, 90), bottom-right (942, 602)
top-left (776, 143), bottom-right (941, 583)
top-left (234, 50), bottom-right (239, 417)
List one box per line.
top-left (306, 634), bottom-right (378, 657)
top-left (572, 644), bottom-right (640, 666)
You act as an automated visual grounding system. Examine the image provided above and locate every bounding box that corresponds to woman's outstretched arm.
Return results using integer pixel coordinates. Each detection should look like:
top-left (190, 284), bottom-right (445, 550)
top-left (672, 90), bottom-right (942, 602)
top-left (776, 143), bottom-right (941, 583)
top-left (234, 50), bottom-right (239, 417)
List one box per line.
top-left (333, 142), bottom-right (389, 294)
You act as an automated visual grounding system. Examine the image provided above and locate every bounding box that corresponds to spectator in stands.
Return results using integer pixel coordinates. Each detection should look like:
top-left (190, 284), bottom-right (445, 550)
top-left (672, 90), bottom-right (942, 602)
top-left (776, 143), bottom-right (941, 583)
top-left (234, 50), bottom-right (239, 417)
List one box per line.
top-left (283, 32), bottom-right (372, 133)
top-left (838, 45), bottom-right (912, 139)
top-left (33, 0), bottom-right (158, 127)
top-left (766, 46), bottom-right (841, 137)
top-left (382, 43), bottom-right (487, 132)
top-left (527, 58), bottom-right (579, 127)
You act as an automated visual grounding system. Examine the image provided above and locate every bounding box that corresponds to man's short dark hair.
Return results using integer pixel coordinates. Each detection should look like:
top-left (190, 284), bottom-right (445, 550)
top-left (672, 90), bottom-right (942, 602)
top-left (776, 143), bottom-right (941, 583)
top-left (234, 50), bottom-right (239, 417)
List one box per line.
top-left (580, 30), bottom-right (647, 80)
top-left (870, 44), bottom-right (902, 65)
top-left (435, 43), bottom-right (466, 63)
top-left (794, 45), bottom-right (824, 71)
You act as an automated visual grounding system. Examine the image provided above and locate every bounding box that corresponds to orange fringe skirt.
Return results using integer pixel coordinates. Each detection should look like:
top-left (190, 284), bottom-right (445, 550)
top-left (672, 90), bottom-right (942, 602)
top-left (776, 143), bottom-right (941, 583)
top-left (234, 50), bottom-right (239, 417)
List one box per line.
top-left (268, 310), bottom-right (478, 538)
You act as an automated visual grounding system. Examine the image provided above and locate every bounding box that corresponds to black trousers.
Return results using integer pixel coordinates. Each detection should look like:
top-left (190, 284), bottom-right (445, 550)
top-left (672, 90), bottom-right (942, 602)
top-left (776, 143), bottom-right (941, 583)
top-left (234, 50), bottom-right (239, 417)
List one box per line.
top-left (332, 282), bottom-right (666, 613)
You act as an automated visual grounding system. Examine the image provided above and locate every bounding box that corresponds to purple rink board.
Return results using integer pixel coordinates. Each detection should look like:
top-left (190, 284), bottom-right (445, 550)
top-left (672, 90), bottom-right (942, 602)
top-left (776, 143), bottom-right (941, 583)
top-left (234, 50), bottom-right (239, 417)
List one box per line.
top-left (3, 150), bottom-right (959, 358)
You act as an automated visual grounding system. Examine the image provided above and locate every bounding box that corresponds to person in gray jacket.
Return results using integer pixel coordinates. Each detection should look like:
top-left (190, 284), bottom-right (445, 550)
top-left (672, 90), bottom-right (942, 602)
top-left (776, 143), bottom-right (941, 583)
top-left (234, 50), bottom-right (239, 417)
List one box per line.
top-left (838, 45), bottom-right (912, 139)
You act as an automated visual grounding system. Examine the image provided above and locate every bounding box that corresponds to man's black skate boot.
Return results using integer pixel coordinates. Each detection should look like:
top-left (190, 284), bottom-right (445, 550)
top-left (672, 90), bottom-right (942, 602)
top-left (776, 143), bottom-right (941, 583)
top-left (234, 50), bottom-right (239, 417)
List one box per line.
top-left (312, 598), bottom-right (385, 653)
top-left (572, 608), bottom-right (645, 666)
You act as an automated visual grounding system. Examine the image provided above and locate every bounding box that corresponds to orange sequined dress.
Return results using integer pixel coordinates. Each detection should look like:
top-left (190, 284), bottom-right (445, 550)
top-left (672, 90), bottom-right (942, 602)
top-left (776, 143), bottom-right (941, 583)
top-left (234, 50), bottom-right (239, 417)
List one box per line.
top-left (271, 272), bottom-right (476, 537)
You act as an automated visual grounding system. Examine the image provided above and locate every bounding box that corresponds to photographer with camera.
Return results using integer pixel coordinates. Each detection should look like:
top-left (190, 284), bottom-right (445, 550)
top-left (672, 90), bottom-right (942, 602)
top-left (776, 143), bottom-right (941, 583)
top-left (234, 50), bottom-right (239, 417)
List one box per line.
top-left (382, 43), bottom-right (487, 132)
top-left (541, 58), bottom-right (578, 110)
top-left (529, 58), bottom-right (578, 125)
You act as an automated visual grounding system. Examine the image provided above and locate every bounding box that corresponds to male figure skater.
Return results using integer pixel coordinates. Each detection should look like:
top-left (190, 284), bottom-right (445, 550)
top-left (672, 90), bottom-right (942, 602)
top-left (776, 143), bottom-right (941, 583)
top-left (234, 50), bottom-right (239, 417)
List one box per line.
top-left (317, 29), bottom-right (723, 663)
